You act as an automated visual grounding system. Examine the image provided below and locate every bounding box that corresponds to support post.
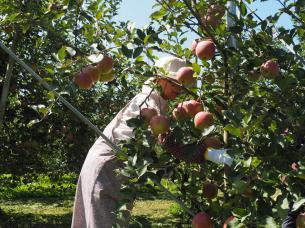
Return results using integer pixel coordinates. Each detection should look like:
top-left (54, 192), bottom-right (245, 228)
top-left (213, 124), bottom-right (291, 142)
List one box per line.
top-left (0, 40), bottom-right (195, 217)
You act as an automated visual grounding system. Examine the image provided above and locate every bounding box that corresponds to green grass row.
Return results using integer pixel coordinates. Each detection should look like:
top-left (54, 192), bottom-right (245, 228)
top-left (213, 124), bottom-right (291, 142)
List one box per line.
top-left (0, 198), bottom-right (189, 227)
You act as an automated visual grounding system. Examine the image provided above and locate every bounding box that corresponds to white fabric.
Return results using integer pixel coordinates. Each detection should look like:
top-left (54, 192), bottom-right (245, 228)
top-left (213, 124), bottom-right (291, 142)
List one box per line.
top-left (102, 78), bottom-right (168, 144)
top-left (155, 56), bottom-right (187, 78)
top-left (205, 149), bottom-right (233, 166)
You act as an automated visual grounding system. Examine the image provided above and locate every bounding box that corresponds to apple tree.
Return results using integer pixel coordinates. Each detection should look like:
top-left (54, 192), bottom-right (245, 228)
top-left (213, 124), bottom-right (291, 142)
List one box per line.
top-left (112, 0), bottom-right (305, 227)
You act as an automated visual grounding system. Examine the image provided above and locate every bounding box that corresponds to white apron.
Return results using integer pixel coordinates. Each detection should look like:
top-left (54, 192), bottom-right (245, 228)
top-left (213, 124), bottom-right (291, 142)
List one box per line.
top-left (71, 81), bottom-right (168, 228)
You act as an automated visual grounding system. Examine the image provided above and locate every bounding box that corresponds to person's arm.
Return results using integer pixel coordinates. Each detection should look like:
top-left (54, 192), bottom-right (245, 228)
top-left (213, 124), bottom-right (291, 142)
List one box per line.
top-left (161, 133), bottom-right (206, 163)
top-left (161, 133), bottom-right (234, 166)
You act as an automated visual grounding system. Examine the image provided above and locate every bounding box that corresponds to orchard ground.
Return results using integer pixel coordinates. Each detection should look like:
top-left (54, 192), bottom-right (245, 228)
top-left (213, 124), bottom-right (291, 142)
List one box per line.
top-left (0, 173), bottom-right (186, 227)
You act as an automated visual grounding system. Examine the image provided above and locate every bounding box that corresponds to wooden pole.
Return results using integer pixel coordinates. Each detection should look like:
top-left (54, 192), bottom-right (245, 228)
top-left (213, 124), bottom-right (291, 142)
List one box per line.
top-left (0, 40), bottom-right (195, 217)
top-left (0, 34), bottom-right (18, 126)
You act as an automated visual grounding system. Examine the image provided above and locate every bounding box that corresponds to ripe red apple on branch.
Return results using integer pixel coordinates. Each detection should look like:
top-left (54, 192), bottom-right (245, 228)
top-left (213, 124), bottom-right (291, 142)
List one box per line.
top-left (172, 103), bottom-right (188, 121)
top-left (149, 115), bottom-right (170, 136)
top-left (194, 111), bottom-right (214, 129)
top-left (192, 212), bottom-right (213, 228)
top-left (195, 40), bottom-right (216, 60)
top-left (74, 68), bottom-right (94, 89)
top-left (191, 39), bottom-right (200, 54)
top-left (176, 67), bottom-right (196, 88)
top-left (140, 107), bottom-right (158, 123)
top-left (200, 4), bottom-right (225, 28)
top-left (185, 100), bottom-right (203, 117)
top-left (260, 60), bottom-right (280, 78)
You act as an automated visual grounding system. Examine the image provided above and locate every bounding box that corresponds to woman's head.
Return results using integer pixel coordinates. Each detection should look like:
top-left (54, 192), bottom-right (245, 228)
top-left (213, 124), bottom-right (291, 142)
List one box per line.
top-left (155, 56), bottom-right (187, 100)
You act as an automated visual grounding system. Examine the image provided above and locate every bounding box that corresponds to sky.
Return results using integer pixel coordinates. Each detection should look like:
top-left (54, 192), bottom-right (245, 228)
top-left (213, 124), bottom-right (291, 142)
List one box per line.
top-left (115, 0), bottom-right (293, 28)
top-left (114, 0), bottom-right (293, 54)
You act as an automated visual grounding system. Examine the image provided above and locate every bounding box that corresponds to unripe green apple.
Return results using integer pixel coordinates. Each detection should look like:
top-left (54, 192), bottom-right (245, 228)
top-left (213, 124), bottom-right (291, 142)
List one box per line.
top-left (97, 55), bottom-right (114, 74)
top-left (192, 212), bottom-right (213, 228)
top-left (194, 111), bottom-right (214, 129)
top-left (149, 115), bottom-right (170, 136)
top-left (176, 67), bottom-right (195, 87)
top-left (195, 40), bottom-right (216, 60)
top-left (100, 72), bottom-right (115, 82)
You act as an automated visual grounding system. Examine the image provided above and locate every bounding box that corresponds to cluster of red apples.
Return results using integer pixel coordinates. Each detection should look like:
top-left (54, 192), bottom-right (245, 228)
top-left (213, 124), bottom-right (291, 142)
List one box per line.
top-left (74, 56), bottom-right (115, 89)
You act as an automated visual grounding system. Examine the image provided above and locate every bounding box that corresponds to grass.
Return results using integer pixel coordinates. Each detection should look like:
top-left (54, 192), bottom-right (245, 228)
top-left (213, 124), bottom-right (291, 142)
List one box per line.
top-left (0, 198), bottom-right (188, 227)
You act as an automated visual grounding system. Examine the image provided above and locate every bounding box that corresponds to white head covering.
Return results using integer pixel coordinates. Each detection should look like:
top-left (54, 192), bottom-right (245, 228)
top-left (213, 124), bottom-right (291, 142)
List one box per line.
top-left (155, 56), bottom-right (188, 78)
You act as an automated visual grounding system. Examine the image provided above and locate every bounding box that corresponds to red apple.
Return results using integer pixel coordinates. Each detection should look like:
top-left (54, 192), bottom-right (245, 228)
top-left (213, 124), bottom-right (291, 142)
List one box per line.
top-left (176, 67), bottom-right (195, 87)
top-left (195, 40), bottom-right (216, 60)
top-left (260, 60), bottom-right (280, 78)
top-left (172, 104), bottom-right (188, 121)
top-left (185, 100), bottom-right (203, 117)
top-left (291, 162), bottom-right (299, 171)
top-left (223, 216), bottom-right (236, 228)
top-left (296, 213), bottom-right (305, 228)
top-left (204, 136), bottom-right (222, 148)
top-left (86, 65), bottom-right (100, 83)
top-left (150, 115), bottom-right (170, 136)
top-left (140, 107), bottom-right (158, 122)
top-left (97, 55), bottom-right (114, 74)
top-left (192, 212), bottom-right (212, 228)
top-left (208, 4), bottom-right (225, 18)
top-left (194, 111), bottom-right (214, 129)
top-left (201, 15), bottom-right (221, 27)
top-left (202, 182), bottom-right (218, 199)
top-left (191, 39), bottom-right (200, 54)
top-left (74, 70), bottom-right (93, 89)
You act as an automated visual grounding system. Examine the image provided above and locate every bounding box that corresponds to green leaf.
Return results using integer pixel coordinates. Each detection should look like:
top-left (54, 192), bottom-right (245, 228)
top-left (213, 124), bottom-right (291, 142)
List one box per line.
top-left (58, 46), bottom-right (66, 62)
top-left (121, 45), bottom-right (133, 58)
top-left (292, 198), bottom-right (305, 211)
top-left (264, 217), bottom-right (277, 228)
top-left (27, 119), bottom-right (40, 128)
top-left (224, 124), bottom-right (243, 138)
top-left (150, 8), bottom-right (166, 20)
top-left (133, 47), bottom-right (143, 58)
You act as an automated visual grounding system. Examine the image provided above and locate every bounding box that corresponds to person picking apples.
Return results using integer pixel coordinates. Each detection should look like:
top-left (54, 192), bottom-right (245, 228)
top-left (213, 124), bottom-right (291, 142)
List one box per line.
top-left (71, 56), bottom-right (187, 228)
top-left (71, 56), bottom-right (233, 228)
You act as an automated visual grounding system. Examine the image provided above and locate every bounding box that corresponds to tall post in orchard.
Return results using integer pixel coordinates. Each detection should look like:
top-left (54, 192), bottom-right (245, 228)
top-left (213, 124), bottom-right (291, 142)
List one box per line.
top-left (224, 1), bottom-right (237, 145)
